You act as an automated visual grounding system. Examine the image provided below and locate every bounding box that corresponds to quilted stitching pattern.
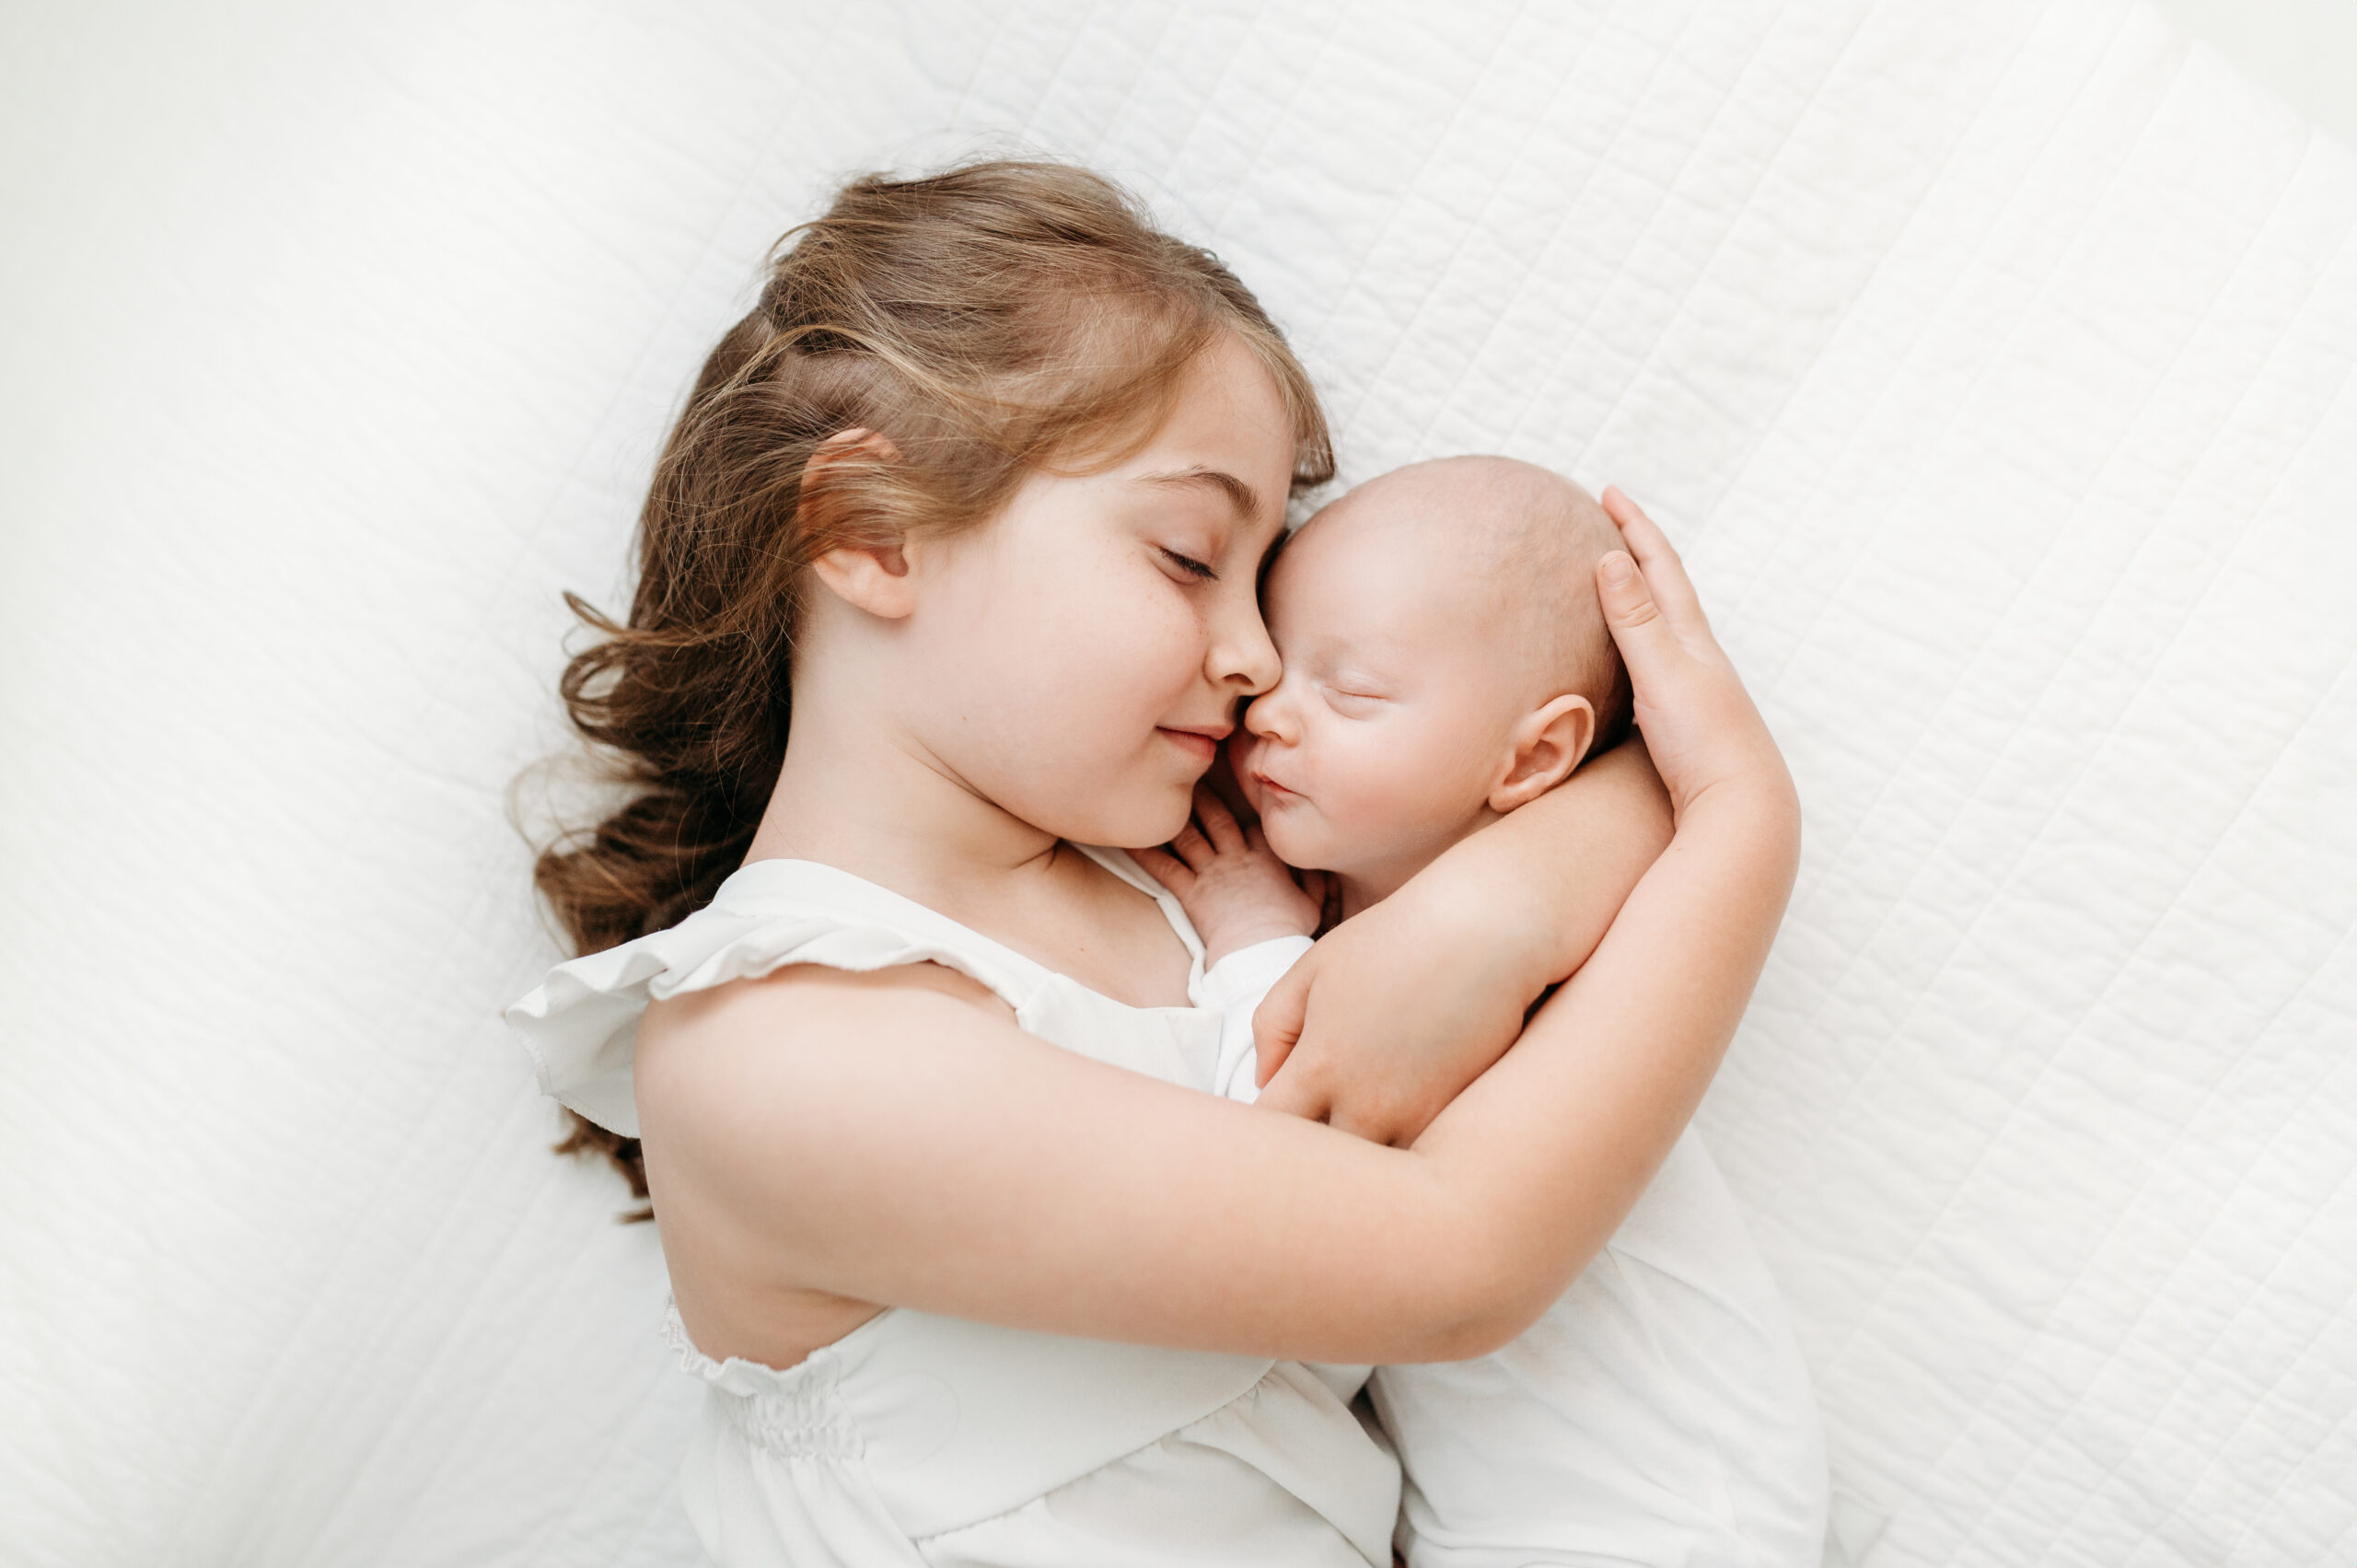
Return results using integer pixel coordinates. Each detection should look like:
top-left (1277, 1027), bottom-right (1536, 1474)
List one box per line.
top-left (4, 2), bottom-right (2349, 1564)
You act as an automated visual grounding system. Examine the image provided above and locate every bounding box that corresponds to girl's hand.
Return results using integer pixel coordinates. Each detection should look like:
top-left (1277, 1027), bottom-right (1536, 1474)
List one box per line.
top-left (1133, 785), bottom-right (1330, 969)
top-left (1247, 873), bottom-right (1549, 1144)
top-left (1592, 486), bottom-right (1794, 822)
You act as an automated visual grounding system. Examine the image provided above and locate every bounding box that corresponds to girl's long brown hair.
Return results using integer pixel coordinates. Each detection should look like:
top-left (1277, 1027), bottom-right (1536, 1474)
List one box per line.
top-left (530, 159), bottom-right (1333, 1208)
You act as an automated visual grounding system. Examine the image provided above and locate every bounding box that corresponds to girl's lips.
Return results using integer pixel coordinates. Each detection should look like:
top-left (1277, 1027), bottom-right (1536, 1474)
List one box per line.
top-left (1157, 727), bottom-right (1219, 763)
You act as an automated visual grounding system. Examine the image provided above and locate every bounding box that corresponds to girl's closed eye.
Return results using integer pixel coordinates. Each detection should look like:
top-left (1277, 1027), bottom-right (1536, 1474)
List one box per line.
top-left (1158, 546), bottom-right (1219, 582)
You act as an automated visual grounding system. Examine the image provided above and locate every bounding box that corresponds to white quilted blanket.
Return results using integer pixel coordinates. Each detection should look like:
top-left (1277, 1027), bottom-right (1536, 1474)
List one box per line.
top-left (5, 2), bottom-right (2351, 1564)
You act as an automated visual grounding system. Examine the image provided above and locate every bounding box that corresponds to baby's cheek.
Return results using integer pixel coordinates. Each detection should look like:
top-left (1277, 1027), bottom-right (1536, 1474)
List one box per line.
top-left (1233, 747), bottom-right (1269, 818)
top-left (1256, 798), bottom-right (1325, 869)
top-left (1338, 751), bottom-right (1466, 850)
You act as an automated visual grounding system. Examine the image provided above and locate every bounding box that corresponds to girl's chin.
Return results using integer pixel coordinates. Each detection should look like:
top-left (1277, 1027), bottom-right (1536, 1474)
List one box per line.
top-left (1051, 780), bottom-right (1198, 851)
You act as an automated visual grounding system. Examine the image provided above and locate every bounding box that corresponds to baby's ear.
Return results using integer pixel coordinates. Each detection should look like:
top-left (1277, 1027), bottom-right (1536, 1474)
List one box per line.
top-left (804, 429), bottom-right (919, 619)
top-left (1489, 694), bottom-right (1598, 814)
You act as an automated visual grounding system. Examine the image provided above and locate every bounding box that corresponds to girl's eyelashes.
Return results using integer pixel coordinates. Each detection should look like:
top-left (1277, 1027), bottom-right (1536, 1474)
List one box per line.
top-left (1157, 546), bottom-right (1219, 582)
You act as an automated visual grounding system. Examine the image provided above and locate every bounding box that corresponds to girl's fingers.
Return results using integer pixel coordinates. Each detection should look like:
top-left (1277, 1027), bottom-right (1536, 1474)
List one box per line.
top-left (1253, 1072), bottom-right (1328, 1124)
top-left (1129, 844), bottom-right (1193, 892)
top-left (1249, 954), bottom-right (1312, 1086)
top-left (1598, 484), bottom-right (1674, 565)
top-left (1599, 486), bottom-right (1707, 633)
top-left (1596, 548), bottom-right (1673, 660)
top-left (1193, 785), bottom-right (1247, 854)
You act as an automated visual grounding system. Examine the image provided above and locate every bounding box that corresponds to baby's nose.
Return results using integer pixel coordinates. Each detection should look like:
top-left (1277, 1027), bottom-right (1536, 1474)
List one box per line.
top-left (1243, 689), bottom-right (1295, 743)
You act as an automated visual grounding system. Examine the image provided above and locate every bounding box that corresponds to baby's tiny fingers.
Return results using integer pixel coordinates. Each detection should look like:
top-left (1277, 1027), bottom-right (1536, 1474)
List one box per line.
top-left (1130, 844), bottom-right (1193, 893)
top-left (1193, 785), bottom-right (1247, 853)
top-left (1169, 821), bottom-right (1212, 869)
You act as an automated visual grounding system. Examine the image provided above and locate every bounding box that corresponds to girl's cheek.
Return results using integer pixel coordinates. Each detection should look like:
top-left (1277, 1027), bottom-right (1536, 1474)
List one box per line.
top-left (1113, 586), bottom-right (1204, 691)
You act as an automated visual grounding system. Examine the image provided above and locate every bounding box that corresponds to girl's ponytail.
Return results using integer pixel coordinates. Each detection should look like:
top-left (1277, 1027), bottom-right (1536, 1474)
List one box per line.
top-left (528, 159), bottom-right (1331, 1208)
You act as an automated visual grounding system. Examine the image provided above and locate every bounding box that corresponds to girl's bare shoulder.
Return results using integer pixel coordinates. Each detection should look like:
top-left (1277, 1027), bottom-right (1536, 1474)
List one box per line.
top-left (633, 961), bottom-right (1039, 1227)
top-left (640, 959), bottom-right (1018, 1090)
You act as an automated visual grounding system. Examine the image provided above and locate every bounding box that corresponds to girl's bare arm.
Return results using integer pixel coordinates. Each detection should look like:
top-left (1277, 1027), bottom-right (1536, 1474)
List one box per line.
top-left (634, 490), bottom-right (1798, 1367)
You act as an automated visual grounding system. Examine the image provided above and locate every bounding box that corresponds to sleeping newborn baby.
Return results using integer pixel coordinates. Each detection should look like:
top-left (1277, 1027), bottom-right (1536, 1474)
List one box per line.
top-left (1161, 457), bottom-right (1829, 1568)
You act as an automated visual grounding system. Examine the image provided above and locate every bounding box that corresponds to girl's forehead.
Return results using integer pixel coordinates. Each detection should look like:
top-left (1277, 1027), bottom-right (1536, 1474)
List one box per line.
top-left (1145, 339), bottom-right (1298, 486)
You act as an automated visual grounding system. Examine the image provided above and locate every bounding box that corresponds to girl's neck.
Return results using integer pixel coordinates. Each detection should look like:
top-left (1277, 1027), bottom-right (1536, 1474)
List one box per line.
top-left (745, 677), bottom-right (1195, 1009)
top-left (749, 689), bottom-right (1064, 912)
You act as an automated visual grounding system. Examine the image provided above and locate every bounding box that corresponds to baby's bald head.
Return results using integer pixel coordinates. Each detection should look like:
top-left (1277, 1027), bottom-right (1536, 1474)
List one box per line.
top-left (1246, 455), bottom-right (1634, 897)
top-left (1291, 456), bottom-right (1631, 750)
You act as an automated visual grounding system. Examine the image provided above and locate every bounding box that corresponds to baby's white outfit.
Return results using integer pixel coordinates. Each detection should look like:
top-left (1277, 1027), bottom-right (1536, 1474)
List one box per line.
top-left (1203, 935), bottom-right (1830, 1568)
top-left (506, 847), bottom-right (1400, 1567)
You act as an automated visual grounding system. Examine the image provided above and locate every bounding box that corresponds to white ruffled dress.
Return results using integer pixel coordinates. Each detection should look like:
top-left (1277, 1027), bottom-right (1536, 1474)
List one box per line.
top-left (505, 846), bottom-right (1400, 1567)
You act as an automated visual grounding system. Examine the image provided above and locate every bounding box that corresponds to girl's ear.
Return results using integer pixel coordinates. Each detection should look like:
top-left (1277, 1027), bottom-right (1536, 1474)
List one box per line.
top-left (804, 429), bottom-right (920, 620)
top-left (1488, 693), bottom-right (1598, 813)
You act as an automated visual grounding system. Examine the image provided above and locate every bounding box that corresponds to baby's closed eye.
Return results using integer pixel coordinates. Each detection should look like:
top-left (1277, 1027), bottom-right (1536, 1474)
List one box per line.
top-left (1321, 683), bottom-right (1388, 712)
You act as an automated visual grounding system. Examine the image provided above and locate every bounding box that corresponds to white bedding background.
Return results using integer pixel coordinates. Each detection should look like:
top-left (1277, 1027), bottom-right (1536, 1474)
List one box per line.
top-left (4, 2), bottom-right (2351, 1564)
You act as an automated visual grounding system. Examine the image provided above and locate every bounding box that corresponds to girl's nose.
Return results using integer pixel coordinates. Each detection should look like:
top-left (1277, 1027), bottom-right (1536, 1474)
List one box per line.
top-left (1209, 589), bottom-right (1283, 698)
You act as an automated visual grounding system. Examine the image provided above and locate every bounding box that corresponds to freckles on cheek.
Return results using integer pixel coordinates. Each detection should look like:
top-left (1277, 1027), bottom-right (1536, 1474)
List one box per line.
top-left (1123, 598), bottom-right (1211, 700)
top-left (1061, 596), bottom-right (1199, 742)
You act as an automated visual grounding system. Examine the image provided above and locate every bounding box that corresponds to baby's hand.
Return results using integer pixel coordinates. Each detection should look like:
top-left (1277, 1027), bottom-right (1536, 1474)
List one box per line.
top-left (1133, 785), bottom-right (1329, 969)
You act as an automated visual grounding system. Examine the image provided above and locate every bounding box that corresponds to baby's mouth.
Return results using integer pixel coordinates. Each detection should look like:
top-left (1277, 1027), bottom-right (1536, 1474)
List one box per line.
top-left (1250, 767), bottom-right (1302, 803)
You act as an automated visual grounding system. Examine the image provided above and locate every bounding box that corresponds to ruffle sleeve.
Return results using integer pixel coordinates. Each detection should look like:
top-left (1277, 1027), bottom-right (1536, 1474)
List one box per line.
top-left (504, 904), bottom-right (1035, 1137)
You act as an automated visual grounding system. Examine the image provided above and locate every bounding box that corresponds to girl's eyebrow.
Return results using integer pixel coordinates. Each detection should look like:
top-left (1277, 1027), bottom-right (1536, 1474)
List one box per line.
top-left (1134, 466), bottom-right (1263, 524)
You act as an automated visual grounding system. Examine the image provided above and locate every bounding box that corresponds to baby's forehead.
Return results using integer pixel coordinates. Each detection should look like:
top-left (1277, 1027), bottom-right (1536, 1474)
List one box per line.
top-left (1270, 457), bottom-right (1624, 707)
top-left (1271, 496), bottom-right (1483, 622)
top-left (1285, 458), bottom-right (1608, 611)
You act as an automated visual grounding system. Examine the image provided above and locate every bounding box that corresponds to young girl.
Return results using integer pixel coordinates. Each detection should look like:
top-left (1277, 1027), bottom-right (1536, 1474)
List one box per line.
top-left (507, 160), bottom-right (1801, 1566)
